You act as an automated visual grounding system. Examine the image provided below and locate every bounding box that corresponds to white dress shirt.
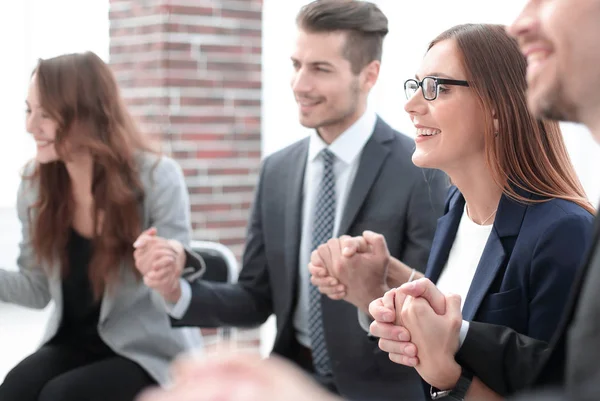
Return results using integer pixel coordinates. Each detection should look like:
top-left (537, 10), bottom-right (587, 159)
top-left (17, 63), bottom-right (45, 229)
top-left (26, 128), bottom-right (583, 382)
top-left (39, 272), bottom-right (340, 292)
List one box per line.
top-left (167, 109), bottom-right (378, 344)
top-left (439, 206), bottom-right (493, 347)
top-left (294, 109), bottom-right (377, 347)
top-left (436, 205), bottom-right (493, 310)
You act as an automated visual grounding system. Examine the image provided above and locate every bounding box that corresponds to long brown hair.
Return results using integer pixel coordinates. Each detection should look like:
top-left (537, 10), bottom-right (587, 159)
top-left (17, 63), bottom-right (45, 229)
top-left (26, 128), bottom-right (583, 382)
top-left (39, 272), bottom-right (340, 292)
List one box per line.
top-left (429, 24), bottom-right (594, 214)
top-left (28, 51), bottom-right (157, 298)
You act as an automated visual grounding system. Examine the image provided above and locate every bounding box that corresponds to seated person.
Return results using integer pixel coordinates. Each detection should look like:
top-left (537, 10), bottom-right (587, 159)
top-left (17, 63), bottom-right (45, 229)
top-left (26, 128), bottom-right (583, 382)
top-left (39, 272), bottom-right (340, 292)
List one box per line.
top-left (0, 51), bottom-right (202, 401)
top-left (311, 23), bottom-right (593, 401)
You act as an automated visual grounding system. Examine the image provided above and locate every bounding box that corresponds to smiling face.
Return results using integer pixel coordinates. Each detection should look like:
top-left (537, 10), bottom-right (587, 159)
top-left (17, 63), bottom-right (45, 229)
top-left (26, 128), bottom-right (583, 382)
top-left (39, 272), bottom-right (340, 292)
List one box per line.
top-left (404, 39), bottom-right (487, 174)
top-left (290, 28), bottom-right (378, 139)
top-left (25, 75), bottom-right (60, 164)
top-left (508, 0), bottom-right (600, 126)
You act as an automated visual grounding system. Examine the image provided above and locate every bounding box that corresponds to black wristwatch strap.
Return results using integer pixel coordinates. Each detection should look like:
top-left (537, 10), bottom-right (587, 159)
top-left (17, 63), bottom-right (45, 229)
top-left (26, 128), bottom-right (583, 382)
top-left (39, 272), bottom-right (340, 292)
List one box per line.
top-left (430, 367), bottom-right (473, 400)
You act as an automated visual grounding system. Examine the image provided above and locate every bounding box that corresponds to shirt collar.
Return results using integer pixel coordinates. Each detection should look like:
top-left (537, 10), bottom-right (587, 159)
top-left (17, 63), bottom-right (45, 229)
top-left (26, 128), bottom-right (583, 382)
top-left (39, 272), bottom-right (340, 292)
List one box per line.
top-left (307, 108), bottom-right (377, 165)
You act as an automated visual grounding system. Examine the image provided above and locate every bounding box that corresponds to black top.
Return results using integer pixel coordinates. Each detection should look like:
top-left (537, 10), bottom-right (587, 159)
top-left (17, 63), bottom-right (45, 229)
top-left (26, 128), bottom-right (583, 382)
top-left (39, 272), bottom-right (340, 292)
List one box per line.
top-left (52, 228), bottom-right (113, 356)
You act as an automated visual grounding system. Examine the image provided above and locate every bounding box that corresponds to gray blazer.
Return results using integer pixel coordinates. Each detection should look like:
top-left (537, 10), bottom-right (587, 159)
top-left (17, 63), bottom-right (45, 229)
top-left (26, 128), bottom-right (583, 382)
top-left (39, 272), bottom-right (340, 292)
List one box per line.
top-left (0, 153), bottom-right (202, 386)
top-left (174, 117), bottom-right (448, 400)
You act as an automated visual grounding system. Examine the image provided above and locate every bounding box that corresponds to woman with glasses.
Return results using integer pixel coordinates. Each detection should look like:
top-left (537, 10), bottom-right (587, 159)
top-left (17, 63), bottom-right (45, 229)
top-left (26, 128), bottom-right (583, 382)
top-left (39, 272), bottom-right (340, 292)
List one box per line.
top-left (309, 23), bottom-right (594, 400)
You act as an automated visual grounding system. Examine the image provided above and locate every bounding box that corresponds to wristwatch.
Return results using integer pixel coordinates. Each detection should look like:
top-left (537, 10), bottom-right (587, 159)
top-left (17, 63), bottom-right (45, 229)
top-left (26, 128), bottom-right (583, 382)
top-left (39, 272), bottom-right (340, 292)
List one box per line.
top-left (430, 367), bottom-right (473, 400)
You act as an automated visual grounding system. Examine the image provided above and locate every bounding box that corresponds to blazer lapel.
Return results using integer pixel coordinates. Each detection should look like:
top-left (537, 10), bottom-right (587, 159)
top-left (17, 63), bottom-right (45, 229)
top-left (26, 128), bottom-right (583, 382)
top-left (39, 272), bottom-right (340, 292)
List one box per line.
top-left (39, 261), bottom-right (64, 342)
top-left (99, 197), bottom-right (148, 323)
top-left (461, 194), bottom-right (529, 320)
top-left (284, 140), bottom-right (309, 299)
top-left (337, 118), bottom-right (392, 235)
top-left (426, 191), bottom-right (464, 283)
top-left (461, 230), bottom-right (506, 320)
top-left (99, 260), bottom-right (130, 323)
top-left (100, 296), bottom-right (111, 324)
top-left (48, 262), bottom-right (62, 304)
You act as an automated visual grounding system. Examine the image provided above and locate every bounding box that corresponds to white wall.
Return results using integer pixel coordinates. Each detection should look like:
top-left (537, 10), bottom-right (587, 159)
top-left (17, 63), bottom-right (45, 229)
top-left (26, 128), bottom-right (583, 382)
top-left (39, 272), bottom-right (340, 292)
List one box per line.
top-left (0, 0), bottom-right (109, 382)
top-left (0, 0), bottom-right (109, 208)
top-left (0, 2), bottom-right (34, 209)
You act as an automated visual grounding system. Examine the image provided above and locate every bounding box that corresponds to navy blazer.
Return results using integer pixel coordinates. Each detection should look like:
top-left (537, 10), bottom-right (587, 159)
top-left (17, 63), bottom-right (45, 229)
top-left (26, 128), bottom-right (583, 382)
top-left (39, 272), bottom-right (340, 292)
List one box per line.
top-left (426, 187), bottom-right (593, 341)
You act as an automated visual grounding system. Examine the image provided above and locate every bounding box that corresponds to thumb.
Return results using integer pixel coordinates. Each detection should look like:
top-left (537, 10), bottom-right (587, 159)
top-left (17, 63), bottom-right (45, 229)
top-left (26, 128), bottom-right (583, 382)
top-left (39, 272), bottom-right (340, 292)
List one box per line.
top-left (144, 227), bottom-right (158, 236)
top-left (392, 288), bottom-right (407, 326)
top-left (341, 236), bottom-right (368, 257)
top-left (369, 297), bottom-right (395, 323)
top-left (445, 293), bottom-right (463, 354)
top-left (399, 278), bottom-right (446, 315)
top-left (363, 231), bottom-right (388, 257)
top-left (445, 293), bottom-right (462, 320)
top-left (134, 227), bottom-right (158, 248)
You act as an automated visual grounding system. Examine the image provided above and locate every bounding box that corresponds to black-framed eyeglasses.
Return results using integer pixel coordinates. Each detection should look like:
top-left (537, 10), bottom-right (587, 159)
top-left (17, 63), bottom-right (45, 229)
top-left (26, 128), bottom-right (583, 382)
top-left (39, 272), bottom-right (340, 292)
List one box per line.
top-left (404, 76), bottom-right (470, 101)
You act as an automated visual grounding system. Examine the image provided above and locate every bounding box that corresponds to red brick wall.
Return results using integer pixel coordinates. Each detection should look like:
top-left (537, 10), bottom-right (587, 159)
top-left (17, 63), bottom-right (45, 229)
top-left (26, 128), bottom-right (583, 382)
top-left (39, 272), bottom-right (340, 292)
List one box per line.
top-left (109, 0), bottom-right (262, 260)
top-left (109, 0), bottom-right (263, 351)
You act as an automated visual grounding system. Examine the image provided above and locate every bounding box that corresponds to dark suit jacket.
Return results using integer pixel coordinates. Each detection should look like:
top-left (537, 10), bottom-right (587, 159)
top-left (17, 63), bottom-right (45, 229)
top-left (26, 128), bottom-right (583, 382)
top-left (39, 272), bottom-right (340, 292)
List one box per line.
top-left (453, 195), bottom-right (595, 397)
top-left (174, 117), bottom-right (448, 400)
top-left (429, 188), bottom-right (592, 339)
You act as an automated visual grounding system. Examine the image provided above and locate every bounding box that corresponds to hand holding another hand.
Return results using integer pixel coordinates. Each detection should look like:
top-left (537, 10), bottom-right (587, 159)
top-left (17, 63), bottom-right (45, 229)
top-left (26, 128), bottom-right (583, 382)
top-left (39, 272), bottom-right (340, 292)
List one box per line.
top-left (308, 231), bottom-right (391, 312)
top-left (133, 227), bottom-right (186, 303)
top-left (370, 278), bottom-right (463, 390)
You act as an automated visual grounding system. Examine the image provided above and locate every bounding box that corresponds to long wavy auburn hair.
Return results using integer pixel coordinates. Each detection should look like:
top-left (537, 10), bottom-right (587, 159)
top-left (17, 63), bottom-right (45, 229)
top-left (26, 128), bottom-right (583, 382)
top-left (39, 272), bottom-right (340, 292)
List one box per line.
top-left (429, 24), bottom-right (594, 214)
top-left (26, 51), bottom-right (157, 299)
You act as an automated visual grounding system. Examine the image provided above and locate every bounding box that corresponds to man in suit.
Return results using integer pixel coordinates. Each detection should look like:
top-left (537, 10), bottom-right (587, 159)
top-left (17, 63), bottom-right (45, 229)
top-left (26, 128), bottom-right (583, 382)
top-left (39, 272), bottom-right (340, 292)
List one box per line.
top-left (369, 1), bottom-right (600, 400)
top-left (133, 1), bottom-right (447, 400)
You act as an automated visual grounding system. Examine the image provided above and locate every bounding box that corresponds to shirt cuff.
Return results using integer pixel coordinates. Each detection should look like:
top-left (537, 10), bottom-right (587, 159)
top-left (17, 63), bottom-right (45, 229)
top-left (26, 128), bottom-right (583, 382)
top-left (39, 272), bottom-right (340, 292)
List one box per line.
top-left (165, 279), bottom-right (192, 319)
top-left (459, 320), bottom-right (470, 348)
top-left (357, 309), bottom-right (375, 336)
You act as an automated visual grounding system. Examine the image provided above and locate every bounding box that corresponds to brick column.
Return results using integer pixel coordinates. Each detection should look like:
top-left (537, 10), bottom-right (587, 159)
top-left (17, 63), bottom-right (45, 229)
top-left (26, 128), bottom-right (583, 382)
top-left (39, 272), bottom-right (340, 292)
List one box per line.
top-left (109, 0), bottom-right (262, 260)
top-left (109, 0), bottom-right (263, 350)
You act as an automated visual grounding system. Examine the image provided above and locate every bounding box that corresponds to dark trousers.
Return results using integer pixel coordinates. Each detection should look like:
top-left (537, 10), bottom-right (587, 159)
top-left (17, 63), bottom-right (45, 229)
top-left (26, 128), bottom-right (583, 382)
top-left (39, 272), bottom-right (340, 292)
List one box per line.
top-left (0, 343), bottom-right (155, 401)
